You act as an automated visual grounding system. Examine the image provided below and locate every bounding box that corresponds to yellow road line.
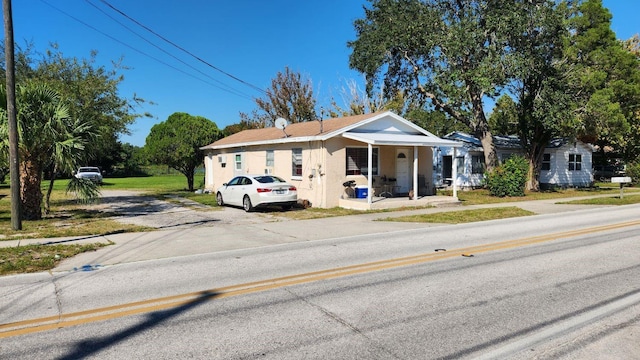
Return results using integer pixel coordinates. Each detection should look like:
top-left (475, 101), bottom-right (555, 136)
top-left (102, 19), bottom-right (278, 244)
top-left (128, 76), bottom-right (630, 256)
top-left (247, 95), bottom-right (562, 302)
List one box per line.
top-left (2, 219), bottom-right (639, 339)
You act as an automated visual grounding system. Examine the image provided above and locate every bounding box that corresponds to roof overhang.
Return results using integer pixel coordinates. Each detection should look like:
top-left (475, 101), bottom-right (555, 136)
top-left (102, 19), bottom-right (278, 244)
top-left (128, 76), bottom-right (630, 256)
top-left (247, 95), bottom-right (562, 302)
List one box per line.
top-left (342, 132), bottom-right (463, 147)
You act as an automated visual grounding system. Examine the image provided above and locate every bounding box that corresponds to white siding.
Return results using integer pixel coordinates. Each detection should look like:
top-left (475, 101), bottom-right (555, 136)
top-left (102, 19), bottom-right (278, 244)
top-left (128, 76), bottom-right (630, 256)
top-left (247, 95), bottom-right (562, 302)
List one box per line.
top-left (539, 142), bottom-right (593, 187)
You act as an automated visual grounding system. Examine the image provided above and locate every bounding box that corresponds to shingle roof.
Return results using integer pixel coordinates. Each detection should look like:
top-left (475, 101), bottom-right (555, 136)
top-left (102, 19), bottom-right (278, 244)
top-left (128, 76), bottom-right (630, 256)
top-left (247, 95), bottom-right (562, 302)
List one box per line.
top-left (202, 112), bottom-right (382, 149)
top-left (444, 131), bottom-right (521, 149)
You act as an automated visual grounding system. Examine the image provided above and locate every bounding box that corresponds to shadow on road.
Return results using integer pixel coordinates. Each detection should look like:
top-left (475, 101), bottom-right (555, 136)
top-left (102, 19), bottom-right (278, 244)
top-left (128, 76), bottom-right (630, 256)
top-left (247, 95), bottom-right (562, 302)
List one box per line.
top-left (56, 290), bottom-right (220, 360)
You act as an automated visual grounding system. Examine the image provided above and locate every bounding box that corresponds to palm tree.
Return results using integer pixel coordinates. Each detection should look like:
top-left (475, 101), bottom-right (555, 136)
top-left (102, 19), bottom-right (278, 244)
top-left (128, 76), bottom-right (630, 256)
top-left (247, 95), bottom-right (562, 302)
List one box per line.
top-left (0, 81), bottom-right (97, 220)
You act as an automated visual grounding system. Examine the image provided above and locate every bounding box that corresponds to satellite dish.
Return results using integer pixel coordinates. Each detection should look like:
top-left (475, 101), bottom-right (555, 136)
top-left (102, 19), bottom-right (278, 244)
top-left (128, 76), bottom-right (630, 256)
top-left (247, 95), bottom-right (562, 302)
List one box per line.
top-left (275, 117), bottom-right (288, 130)
top-left (275, 117), bottom-right (289, 137)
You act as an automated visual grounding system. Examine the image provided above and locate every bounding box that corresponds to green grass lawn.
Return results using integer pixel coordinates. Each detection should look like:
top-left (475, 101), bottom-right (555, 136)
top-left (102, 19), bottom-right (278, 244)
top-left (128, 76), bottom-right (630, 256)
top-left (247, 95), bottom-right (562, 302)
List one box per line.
top-left (559, 193), bottom-right (640, 205)
top-left (378, 206), bottom-right (535, 224)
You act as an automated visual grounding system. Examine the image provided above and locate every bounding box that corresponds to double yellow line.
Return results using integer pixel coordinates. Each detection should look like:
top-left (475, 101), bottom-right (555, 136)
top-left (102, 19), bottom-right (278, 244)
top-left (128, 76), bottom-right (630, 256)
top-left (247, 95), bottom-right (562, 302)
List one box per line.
top-left (2, 219), bottom-right (639, 339)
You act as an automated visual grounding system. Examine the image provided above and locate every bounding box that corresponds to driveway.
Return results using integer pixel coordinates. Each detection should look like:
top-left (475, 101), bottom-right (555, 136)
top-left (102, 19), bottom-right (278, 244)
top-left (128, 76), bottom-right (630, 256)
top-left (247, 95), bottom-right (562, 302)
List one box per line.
top-left (94, 190), bottom-right (282, 229)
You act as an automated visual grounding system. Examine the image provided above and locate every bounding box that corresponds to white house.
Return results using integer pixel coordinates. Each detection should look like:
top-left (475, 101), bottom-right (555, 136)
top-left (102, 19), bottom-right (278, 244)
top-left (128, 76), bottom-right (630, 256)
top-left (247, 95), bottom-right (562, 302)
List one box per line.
top-left (434, 132), bottom-right (594, 189)
top-left (538, 138), bottom-right (594, 189)
top-left (434, 132), bottom-right (523, 189)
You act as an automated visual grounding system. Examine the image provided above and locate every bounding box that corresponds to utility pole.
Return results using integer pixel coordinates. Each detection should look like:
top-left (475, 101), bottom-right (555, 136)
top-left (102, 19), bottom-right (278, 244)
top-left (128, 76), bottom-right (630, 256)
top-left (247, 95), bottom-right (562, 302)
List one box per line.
top-left (3, 0), bottom-right (22, 230)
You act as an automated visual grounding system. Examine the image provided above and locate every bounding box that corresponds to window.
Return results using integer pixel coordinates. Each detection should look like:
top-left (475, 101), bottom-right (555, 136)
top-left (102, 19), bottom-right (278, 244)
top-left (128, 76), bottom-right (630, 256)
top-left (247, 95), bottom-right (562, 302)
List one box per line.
top-left (471, 155), bottom-right (485, 174)
top-left (227, 176), bottom-right (242, 186)
top-left (266, 150), bottom-right (274, 167)
top-left (234, 154), bottom-right (242, 171)
top-left (346, 147), bottom-right (379, 176)
top-left (456, 156), bottom-right (465, 175)
top-left (292, 148), bottom-right (302, 177)
top-left (569, 154), bottom-right (582, 171)
top-left (541, 153), bottom-right (551, 171)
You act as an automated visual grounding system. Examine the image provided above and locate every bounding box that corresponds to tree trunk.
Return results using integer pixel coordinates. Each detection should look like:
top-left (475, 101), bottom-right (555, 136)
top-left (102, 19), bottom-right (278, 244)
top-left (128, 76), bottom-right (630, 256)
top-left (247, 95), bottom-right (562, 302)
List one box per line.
top-left (186, 171), bottom-right (194, 191)
top-left (524, 137), bottom-right (547, 191)
top-left (478, 129), bottom-right (497, 171)
top-left (20, 159), bottom-right (43, 220)
top-left (44, 164), bottom-right (58, 215)
top-left (469, 85), bottom-right (497, 171)
top-left (526, 157), bottom-right (539, 191)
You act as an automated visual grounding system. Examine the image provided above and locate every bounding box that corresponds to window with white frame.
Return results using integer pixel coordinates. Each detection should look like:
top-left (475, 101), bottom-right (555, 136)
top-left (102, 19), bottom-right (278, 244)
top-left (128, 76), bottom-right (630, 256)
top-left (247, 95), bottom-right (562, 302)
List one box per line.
top-left (266, 150), bottom-right (274, 167)
top-left (568, 153), bottom-right (582, 171)
top-left (292, 148), bottom-right (302, 177)
top-left (346, 147), bottom-right (379, 176)
top-left (234, 154), bottom-right (242, 171)
top-left (471, 155), bottom-right (485, 174)
top-left (541, 153), bottom-right (551, 171)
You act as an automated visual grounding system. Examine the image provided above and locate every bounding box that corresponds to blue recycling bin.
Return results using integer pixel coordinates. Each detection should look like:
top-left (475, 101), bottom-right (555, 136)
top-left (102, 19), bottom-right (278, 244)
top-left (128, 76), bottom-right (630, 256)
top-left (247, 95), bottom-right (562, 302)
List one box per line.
top-left (355, 186), bottom-right (368, 198)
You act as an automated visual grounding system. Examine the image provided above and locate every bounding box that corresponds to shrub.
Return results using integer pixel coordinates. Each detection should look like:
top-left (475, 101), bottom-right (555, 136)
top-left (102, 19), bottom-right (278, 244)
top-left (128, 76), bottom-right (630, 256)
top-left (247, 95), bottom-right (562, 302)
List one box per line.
top-left (625, 162), bottom-right (640, 184)
top-left (485, 155), bottom-right (529, 197)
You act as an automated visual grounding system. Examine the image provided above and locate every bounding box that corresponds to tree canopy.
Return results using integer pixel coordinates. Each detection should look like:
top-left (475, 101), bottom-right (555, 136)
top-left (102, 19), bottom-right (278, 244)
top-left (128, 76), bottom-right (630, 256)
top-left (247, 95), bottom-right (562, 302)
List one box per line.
top-left (350, 0), bottom-right (640, 191)
top-left (240, 66), bottom-right (317, 127)
top-left (145, 112), bottom-right (220, 191)
top-left (0, 81), bottom-right (94, 219)
top-left (349, 0), bottom-right (518, 170)
top-left (1, 43), bottom-right (151, 217)
top-left (565, 0), bottom-right (640, 162)
top-left (2, 43), bottom-right (150, 173)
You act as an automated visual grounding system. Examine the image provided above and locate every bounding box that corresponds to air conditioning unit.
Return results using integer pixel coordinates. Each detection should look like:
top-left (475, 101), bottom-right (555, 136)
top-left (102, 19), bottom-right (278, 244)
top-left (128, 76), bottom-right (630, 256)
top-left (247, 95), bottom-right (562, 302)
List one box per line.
top-left (218, 155), bottom-right (227, 164)
top-left (264, 168), bottom-right (273, 175)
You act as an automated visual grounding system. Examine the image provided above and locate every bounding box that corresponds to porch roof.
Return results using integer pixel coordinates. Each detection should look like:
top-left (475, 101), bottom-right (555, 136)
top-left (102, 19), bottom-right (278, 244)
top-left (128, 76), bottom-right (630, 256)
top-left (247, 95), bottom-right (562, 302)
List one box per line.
top-left (342, 132), bottom-right (463, 147)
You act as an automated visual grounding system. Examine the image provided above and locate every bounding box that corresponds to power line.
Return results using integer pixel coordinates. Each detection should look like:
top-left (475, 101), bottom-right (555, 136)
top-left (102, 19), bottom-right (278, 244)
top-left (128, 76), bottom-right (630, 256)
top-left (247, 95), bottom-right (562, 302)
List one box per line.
top-left (38, 0), bottom-right (255, 100)
top-left (83, 0), bottom-right (253, 99)
top-left (98, 0), bottom-right (267, 95)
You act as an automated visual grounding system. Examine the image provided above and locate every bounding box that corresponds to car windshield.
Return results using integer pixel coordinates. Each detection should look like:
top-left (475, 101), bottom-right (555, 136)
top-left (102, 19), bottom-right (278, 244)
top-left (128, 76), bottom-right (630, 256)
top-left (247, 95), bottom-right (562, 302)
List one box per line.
top-left (79, 168), bottom-right (99, 173)
top-left (254, 176), bottom-right (286, 184)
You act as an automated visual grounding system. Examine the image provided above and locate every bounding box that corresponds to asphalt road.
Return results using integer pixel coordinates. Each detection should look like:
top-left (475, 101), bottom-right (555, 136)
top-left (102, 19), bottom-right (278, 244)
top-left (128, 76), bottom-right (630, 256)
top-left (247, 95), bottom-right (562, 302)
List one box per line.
top-left (1, 204), bottom-right (639, 359)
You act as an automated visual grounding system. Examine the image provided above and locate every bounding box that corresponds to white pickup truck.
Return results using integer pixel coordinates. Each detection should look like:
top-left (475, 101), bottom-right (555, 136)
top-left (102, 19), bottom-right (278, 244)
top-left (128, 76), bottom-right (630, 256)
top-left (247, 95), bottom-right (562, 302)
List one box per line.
top-left (74, 167), bottom-right (103, 183)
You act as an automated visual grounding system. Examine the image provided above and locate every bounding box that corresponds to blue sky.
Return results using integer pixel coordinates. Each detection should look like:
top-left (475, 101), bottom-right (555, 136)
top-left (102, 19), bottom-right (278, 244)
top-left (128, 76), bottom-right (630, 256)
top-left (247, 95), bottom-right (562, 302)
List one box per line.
top-left (7, 0), bottom-right (639, 147)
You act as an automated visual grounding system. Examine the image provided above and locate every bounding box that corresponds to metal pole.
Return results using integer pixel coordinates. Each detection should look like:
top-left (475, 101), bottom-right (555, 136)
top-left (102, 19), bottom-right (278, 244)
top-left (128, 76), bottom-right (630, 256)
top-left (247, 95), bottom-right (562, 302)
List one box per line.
top-left (3, 0), bottom-right (22, 230)
top-left (620, 183), bottom-right (624, 199)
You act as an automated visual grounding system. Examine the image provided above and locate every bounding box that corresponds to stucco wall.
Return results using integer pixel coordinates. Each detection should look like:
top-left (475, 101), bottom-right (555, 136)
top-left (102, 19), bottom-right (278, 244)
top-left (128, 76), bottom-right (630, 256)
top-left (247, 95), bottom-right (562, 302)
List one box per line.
top-left (204, 139), bottom-right (436, 208)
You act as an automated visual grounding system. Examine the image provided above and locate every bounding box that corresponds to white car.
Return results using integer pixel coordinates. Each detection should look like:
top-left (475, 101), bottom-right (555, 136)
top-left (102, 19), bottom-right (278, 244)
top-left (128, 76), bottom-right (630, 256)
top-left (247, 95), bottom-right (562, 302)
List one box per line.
top-left (74, 167), bottom-right (103, 183)
top-left (216, 175), bottom-right (297, 212)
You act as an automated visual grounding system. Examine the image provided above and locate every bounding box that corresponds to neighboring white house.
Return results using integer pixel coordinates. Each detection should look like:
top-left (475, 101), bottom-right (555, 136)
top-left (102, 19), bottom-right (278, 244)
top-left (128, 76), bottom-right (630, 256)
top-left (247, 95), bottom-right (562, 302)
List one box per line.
top-left (434, 132), bottom-right (594, 189)
top-left (538, 138), bottom-right (594, 188)
top-left (434, 132), bottom-right (523, 189)
top-left (200, 111), bottom-right (462, 209)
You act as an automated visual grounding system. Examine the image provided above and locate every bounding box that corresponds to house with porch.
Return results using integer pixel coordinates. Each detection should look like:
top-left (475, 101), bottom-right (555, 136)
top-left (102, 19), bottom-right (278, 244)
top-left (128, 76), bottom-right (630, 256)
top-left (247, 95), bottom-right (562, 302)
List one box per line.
top-left (434, 132), bottom-right (594, 190)
top-left (200, 111), bottom-right (462, 210)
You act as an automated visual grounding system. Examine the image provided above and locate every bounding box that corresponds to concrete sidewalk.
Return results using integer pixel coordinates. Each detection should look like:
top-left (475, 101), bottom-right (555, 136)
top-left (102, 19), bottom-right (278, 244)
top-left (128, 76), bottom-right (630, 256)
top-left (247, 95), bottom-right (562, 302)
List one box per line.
top-left (0, 192), bottom-right (628, 272)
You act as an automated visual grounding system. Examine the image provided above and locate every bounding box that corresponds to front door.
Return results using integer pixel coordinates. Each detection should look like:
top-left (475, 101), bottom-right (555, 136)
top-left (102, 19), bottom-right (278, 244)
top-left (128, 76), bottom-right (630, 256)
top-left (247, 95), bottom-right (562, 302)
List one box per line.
top-left (442, 155), bottom-right (452, 180)
top-left (395, 149), bottom-right (410, 194)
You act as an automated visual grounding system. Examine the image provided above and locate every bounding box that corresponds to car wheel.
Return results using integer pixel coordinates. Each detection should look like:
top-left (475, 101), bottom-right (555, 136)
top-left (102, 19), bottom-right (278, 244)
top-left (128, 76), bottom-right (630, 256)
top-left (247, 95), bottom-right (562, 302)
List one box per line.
top-left (216, 192), bottom-right (224, 206)
top-left (243, 195), bottom-right (253, 212)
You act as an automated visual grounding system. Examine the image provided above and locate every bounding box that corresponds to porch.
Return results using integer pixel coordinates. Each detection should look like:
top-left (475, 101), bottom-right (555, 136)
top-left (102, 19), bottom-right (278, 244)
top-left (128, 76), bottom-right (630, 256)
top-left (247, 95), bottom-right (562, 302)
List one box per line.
top-left (338, 194), bottom-right (460, 211)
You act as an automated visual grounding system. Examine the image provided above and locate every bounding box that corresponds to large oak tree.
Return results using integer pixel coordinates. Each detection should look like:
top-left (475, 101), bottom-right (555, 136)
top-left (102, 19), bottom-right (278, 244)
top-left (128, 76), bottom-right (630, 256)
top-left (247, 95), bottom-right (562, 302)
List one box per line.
top-left (349, 0), bottom-right (516, 170)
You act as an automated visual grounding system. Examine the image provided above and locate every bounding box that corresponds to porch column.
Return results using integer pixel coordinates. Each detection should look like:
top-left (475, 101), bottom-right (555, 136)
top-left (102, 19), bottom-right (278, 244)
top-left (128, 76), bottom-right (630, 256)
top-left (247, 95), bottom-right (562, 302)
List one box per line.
top-left (452, 147), bottom-right (458, 199)
top-left (413, 146), bottom-right (419, 201)
top-left (367, 143), bottom-right (373, 204)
